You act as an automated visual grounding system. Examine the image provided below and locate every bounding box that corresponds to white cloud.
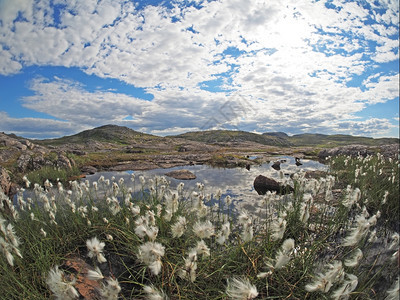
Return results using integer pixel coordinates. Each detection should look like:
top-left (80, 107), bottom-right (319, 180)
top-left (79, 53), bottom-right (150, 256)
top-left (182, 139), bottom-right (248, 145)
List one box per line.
top-left (0, 0), bottom-right (398, 138)
top-left (21, 77), bottom-right (157, 127)
top-left (334, 118), bottom-right (396, 137)
top-left (0, 111), bottom-right (84, 139)
top-left (0, 0), bottom-right (33, 26)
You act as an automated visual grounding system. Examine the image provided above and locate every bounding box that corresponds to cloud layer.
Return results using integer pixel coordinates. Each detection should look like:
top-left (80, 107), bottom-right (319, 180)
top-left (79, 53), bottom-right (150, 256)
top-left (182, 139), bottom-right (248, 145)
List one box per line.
top-left (0, 0), bottom-right (398, 138)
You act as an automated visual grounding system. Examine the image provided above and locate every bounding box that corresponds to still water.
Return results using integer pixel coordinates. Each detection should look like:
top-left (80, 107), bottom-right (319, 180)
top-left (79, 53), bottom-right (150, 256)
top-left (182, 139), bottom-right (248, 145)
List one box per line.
top-left (84, 156), bottom-right (328, 208)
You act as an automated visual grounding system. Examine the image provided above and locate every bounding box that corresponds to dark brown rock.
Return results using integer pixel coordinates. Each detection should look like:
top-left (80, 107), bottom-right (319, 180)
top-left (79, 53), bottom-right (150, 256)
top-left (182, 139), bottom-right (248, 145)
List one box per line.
top-left (165, 169), bottom-right (196, 180)
top-left (271, 161), bottom-right (281, 170)
top-left (253, 175), bottom-right (294, 195)
top-left (64, 257), bottom-right (102, 300)
top-left (295, 157), bottom-right (302, 166)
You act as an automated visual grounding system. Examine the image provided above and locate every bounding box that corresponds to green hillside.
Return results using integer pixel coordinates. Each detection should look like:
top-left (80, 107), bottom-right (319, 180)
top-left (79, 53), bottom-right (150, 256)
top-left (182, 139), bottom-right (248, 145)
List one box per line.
top-left (35, 124), bottom-right (159, 146)
top-left (35, 125), bottom-right (399, 148)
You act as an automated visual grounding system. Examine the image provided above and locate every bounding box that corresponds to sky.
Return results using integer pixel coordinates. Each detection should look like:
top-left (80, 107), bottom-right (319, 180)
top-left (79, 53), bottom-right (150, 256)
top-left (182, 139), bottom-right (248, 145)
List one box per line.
top-left (0, 0), bottom-right (399, 140)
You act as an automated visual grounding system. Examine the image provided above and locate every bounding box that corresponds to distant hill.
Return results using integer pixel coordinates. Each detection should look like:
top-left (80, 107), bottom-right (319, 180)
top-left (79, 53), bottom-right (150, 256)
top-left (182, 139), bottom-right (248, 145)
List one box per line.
top-left (171, 130), bottom-right (293, 146)
top-left (171, 130), bottom-right (399, 148)
top-left (288, 133), bottom-right (398, 147)
top-left (36, 124), bottom-right (160, 146)
top-left (35, 125), bottom-right (399, 148)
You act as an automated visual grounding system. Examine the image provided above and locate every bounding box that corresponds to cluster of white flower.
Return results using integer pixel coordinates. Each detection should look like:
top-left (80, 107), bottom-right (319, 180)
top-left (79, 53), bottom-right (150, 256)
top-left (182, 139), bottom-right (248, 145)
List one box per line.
top-left (0, 214), bottom-right (22, 266)
top-left (3, 151), bottom-right (398, 299)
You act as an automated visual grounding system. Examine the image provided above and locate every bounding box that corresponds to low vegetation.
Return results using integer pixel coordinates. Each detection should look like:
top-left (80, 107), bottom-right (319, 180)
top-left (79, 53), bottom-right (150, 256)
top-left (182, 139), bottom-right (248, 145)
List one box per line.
top-left (0, 152), bottom-right (398, 299)
top-left (25, 165), bottom-right (81, 186)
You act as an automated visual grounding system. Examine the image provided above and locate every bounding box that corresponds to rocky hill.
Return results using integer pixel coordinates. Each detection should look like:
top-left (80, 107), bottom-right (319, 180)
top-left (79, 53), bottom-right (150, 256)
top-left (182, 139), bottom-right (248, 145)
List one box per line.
top-left (36, 124), bottom-right (159, 146)
top-left (172, 130), bottom-right (293, 146)
top-left (288, 133), bottom-right (397, 147)
top-left (171, 130), bottom-right (399, 148)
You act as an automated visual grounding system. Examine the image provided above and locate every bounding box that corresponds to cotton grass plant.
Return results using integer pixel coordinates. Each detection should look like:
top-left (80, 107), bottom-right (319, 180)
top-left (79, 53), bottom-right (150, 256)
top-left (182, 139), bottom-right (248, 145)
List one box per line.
top-left (0, 151), bottom-right (398, 299)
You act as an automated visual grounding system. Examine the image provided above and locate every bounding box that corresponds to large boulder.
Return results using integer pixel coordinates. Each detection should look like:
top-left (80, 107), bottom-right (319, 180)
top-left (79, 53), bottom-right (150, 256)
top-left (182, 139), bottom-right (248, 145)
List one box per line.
top-left (81, 165), bottom-right (98, 175)
top-left (165, 169), bottom-right (196, 180)
top-left (253, 175), bottom-right (294, 195)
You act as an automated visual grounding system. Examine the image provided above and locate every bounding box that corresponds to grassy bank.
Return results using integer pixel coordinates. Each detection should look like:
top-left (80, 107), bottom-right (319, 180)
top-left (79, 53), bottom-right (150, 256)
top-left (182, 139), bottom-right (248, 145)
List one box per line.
top-left (0, 152), bottom-right (399, 299)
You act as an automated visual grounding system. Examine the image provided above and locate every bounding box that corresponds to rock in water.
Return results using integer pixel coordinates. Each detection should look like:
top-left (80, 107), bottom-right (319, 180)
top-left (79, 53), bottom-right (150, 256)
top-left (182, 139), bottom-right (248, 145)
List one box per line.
top-left (271, 161), bottom-right (281, 171)
top-left (165, 169), bottom-right (196, 180)
top-left (253, 175), bottom-right (294, 195)
top-left (295, 157), bottom-right (302, 166)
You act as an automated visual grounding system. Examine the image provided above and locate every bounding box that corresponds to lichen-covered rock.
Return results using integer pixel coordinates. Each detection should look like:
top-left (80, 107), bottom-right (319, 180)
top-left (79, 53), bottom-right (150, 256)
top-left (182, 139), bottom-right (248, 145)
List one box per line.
top-left (81, 166), bottom-right (98, 175)
top-left (0, 166), bottom-right (11, 195)
top-left (56, 153), bottom-right (74, 169)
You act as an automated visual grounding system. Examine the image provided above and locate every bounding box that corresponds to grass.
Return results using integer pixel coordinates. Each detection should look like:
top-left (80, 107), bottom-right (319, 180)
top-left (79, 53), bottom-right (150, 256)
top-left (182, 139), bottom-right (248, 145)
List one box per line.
top-left (0, 152), bottom-right (399, 299)
top-left (25, 165), bottom-right (82, 186)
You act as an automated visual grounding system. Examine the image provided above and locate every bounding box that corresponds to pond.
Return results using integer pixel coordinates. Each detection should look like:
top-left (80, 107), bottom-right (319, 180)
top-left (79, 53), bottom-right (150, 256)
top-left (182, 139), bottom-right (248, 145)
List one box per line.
top-left (84, 156), bottom-right (328, 211)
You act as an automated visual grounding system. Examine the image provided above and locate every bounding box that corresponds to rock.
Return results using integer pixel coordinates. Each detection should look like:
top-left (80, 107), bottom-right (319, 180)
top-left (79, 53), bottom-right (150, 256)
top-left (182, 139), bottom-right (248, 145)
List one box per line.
top-left (0, 166), bottom-right (11, 195)
top-left (15, 143), bottom-right (27, 151)
top-left (253, 175), bottom-right (294, 195)
top-left (125, 148), bottom-right (144, 154)
top-left (81, 166), bottom-right (98, 175)
top-left (271, 161), bottom-right (281, 171)
top-left (17, 153), bottom-right (33, 172)
top-left (21, 139), bottom-right (35, 150)
top-left (178, 145), bottom-right (188, 152)
top-left (63, 257), bottom-right (102, 299)
top-left (165, 169), bottom-right (196, 180)
top-left (56, 154), bottom-right (74, 169)
top-left (295, 157), bottom-right (302, 166)
top-left (70, 149), bottom-right (87, 156)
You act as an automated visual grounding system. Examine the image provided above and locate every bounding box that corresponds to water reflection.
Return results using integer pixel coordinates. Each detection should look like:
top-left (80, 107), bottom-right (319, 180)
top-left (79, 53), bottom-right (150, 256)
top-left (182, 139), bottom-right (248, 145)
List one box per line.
top-left (84, 156), bottom-right (328, 209)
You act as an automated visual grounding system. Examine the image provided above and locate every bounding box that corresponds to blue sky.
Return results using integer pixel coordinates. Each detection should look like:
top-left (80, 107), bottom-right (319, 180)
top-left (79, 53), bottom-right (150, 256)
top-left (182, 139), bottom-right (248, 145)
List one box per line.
top-left (0, 0), bottom-right (398, 139)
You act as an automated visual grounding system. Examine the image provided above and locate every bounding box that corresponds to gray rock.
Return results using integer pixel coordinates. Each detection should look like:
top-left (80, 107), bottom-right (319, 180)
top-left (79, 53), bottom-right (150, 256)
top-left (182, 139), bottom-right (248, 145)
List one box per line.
top-left (0, 166), bottom-right (11, 195)
top-left (165, 169), bottom-right (196, 180)
top-left (56, 154), bottom-right (74, 169)
top-left (17, 153), bottom-right (33, 172)
top-left (81, 166), bottom-right (98, 175)
top-left (21, 139), bottom-right (35, 150)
